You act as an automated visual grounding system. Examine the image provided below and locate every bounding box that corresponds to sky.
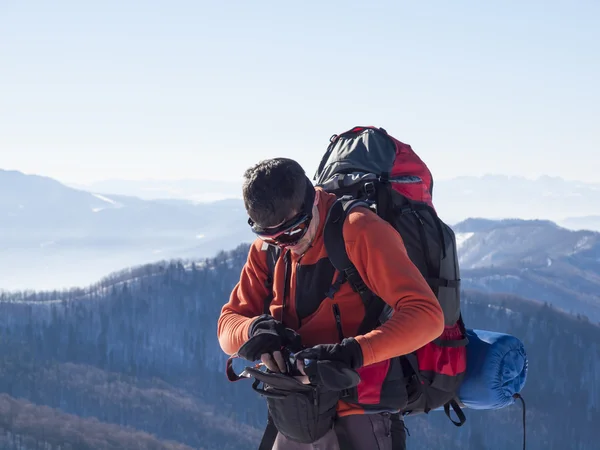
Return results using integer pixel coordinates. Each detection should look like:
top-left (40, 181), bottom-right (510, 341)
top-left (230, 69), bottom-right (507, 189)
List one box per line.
top-left (1, 0), bottom-right (598, 185)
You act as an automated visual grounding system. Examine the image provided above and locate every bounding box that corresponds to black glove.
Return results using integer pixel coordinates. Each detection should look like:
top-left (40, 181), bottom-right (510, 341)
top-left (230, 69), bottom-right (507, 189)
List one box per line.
top-left (237, 315), bottom-right (301, 362)
top-left (294, 338), bottom-right (364, 390)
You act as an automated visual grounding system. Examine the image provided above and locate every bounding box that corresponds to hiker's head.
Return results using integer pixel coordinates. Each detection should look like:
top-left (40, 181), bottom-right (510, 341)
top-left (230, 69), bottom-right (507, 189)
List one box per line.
top-left (243, 158), bottom-right (319, 253)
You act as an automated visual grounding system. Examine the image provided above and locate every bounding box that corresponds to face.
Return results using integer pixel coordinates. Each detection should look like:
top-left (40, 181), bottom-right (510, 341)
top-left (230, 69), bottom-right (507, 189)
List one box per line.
top-left (249, 193), bottom-right (320, 254)
top-left (287, 201), bottom-right (320, 254)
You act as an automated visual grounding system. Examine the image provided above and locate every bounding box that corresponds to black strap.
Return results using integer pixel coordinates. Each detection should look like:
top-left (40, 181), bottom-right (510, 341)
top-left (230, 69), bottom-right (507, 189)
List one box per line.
top-left (410, 204), bottom-right (447, 260)
top-left (356, 293), bottom-right (385, 336)
top-left (390, 413), bottom-right (408, 450)
top-left (323, 198), bottom-right (385, 335)
top-left (405, 205), bottom-right (452, 296)
top-left (403, 353), bottom-right (430, 413)
top-left (326, 272), bottom-right (346, 299)
top-left (333, 425), bottom-right (357, 450)
top-left (426, 277), bottom-right (460, 289)
top-left (444, 398), bottom-right (466, 427)
top-left (433, 336), bottom-right (469, 347)
top-left (323, 198), bottom-right (368, 273)
top-left (281, 250), bottom-right (291, 326)
top-left (258, 413), bottom-right (279, 450)
top-left (413, 210), bottom-right (437, 293)
top-left (434, 215), bottom-right (447, 259)
top-left (513, 393), bottom-right (527, 450)
top-left (263, 245), bottom-right (281, 314)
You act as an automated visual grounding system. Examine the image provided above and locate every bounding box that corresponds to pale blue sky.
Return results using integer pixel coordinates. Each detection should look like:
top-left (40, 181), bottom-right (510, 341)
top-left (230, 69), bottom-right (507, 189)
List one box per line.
top-left (1, 0), bottom-right (598, 184)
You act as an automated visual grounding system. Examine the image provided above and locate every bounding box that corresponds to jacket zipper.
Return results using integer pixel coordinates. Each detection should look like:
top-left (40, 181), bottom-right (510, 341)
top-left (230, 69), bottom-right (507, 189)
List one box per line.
top-left (332, 303), bottom-right (344, 341)
top-left (332, 303), bottom-right (351, 399)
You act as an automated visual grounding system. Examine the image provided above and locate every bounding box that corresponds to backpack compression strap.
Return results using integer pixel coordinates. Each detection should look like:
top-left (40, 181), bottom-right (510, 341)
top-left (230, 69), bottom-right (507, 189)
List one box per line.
top-left (323, 197), bottom-right (386, 336)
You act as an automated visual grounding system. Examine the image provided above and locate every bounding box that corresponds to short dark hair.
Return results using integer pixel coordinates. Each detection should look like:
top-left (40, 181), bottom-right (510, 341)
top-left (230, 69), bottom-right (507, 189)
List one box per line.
top-left (243, 158), bottom-right (308, 228)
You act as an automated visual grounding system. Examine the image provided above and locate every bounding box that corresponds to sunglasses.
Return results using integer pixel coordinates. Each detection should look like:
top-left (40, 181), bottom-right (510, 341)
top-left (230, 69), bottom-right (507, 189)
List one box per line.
top-left (249, 212), bottom-right (312, 246)
top-left (248, 179), bottom-right (316, 247)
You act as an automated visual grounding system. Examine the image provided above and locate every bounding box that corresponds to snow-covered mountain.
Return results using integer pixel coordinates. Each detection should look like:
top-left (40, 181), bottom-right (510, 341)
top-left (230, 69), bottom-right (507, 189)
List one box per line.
top-left (454, 218), bottom-right (600, 322)
top-left (0, 169), bottom-right (253, 290)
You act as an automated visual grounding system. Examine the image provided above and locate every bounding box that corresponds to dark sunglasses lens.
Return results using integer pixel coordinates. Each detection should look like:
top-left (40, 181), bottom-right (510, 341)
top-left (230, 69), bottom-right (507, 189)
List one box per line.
top-left (251, 212), bottom-right (301, 235)
top-left (273, 223), bottom-right (309, 245)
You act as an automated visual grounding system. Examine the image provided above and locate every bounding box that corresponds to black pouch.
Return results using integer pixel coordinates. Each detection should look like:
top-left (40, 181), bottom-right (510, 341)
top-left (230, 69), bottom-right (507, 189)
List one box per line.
top-left (244, 366), bottom-right (341, 444)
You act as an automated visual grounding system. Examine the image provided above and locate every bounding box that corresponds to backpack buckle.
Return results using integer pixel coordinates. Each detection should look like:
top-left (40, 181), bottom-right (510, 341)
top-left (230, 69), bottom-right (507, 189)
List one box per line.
top-left (344, 267), bottom-right (369, 294)
top-left (363, 182), bottom-right (376, 199)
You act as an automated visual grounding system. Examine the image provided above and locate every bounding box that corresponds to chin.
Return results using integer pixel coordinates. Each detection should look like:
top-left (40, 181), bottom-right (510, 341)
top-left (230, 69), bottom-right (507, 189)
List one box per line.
top-left (287, 241), bottom-right (307, 254)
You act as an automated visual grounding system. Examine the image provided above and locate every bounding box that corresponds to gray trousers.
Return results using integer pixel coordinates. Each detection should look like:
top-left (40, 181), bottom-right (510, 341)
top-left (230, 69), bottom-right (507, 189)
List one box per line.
top-left (272, 413), bottom-right (406, 450)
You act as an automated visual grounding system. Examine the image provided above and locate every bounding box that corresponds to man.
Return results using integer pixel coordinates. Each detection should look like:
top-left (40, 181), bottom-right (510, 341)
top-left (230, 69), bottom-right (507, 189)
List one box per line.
top-left (218, 157), bottom-right (444, 449)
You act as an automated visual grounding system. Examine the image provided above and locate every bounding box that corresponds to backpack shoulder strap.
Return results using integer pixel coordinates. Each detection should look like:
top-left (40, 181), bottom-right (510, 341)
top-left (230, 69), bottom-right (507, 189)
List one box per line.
top-left (323, 197), bottom-right (368, 285)
top-left (323, 197), bottom-right (386, 335)
top-left (262, 243), bottom-right (281, 314)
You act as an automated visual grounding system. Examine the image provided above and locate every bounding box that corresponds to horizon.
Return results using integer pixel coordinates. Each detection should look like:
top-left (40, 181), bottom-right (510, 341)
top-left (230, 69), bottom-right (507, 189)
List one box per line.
top-left (2, 166), bottom-right (599, 188)
top-left (3, 165), bottom-right (600, 228)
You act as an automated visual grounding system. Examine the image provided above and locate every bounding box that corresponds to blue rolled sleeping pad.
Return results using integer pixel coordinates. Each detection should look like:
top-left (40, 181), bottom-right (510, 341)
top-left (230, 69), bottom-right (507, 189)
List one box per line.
top-left (456, 329), bottom-right (528, 410)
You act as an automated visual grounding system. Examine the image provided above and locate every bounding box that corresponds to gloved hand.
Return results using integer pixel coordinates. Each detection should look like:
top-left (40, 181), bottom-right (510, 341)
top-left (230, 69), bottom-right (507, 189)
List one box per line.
top-left (294, 338), bottom-right (364, 390)
top-left (237, 315), bottom-right (302, 365)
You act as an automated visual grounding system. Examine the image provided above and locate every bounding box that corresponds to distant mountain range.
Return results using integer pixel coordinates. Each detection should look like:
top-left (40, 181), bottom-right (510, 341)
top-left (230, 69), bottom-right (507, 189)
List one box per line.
top-left (70, 177), bottom-right (243, 203)
top-left (0, 169), bottom-right (254, 290)
top-left (73, 174), bottom-right (600, 230)
top-left (0, 169), bottom-right (246, 237)
top-left (3, 169), bottom-right (600, 298)
top-left (433, 175), bottom-right (600, 228)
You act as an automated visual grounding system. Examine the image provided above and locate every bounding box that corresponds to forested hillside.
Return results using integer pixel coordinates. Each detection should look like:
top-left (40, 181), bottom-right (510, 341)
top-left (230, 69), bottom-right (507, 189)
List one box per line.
top-left (0, 244), bottom-right (598, 449)
top-left (0, 393), bottom-right (194, 450)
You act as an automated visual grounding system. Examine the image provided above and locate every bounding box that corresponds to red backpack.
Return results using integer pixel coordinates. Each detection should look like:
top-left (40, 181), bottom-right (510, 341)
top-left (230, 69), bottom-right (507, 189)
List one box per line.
top-left (313, 126), bottom-right (468, 425)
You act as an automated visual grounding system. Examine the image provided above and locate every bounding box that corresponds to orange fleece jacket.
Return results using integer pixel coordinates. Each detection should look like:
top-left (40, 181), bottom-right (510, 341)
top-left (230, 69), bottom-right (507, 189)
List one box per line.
top-left (217, 189), bottom-right (444, 415)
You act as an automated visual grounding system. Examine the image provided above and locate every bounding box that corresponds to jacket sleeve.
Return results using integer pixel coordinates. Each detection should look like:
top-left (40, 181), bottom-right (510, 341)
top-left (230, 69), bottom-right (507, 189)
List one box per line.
top-left (217, 240), bottom-right (272, 356)
top-left (342, 207), bottom-right (445, 367)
